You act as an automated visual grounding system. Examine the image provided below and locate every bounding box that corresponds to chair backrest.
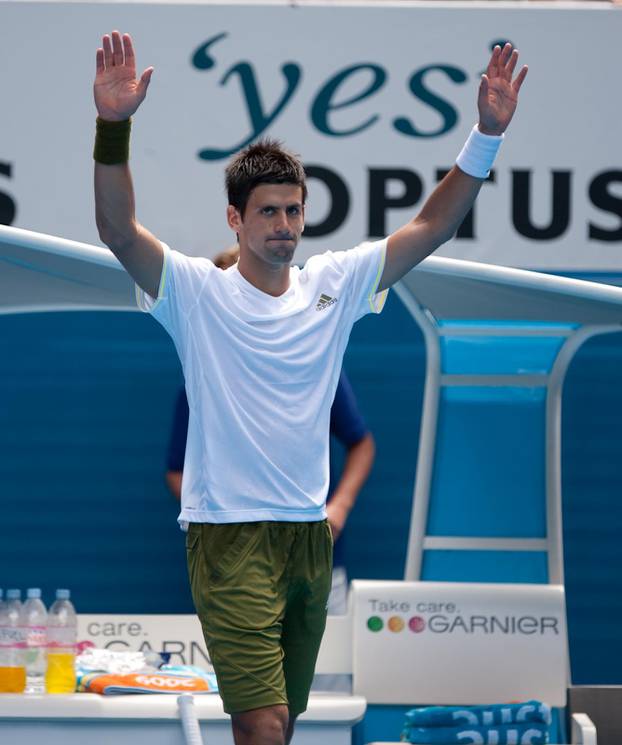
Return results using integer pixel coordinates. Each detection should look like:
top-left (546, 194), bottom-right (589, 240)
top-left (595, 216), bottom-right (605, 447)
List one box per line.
top-left (350, 580), bottom-right (569, 707)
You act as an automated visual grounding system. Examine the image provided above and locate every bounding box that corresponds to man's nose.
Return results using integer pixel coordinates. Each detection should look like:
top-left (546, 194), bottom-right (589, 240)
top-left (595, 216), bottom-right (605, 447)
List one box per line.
top-left (274, 212), bottom-right (290, 234)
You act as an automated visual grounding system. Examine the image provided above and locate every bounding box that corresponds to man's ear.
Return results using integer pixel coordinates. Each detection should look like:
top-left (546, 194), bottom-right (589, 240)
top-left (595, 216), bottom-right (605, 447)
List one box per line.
top-left (227, 204), bottom-right (242, 232)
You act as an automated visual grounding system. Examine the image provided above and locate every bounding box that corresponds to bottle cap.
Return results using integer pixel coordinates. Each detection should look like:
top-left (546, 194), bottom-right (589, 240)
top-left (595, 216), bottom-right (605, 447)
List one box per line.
top-left (56, 589), bottom-right (71, 600)
top-left (27, 588), bottom-right (42, 599)
top-left (6, 589), bottom-right (21, 600)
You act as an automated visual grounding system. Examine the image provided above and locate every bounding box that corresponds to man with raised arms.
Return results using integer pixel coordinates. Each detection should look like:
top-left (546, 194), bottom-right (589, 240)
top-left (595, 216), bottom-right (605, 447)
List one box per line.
top-left (93, 30), bottom-right (526, 745)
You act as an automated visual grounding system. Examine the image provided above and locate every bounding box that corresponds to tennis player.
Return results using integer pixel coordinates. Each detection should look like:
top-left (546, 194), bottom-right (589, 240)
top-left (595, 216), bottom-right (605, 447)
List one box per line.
top-left (93, 30), bottom-right (526, 745)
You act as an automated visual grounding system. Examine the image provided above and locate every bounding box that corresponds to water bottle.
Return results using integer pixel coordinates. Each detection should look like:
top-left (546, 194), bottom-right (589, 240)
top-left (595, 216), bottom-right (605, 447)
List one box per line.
top-left (23, 588), bottom-right (47, 694)
top-left (0, 589), bottom-right (26, 693)
top-left (0, 590), bottom-right (8, 693)
top-left (45, 589), bottom-right (77, 694)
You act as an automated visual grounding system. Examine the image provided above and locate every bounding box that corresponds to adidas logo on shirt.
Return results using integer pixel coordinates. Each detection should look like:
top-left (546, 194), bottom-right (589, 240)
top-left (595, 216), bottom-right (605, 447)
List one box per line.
top-left (315, 293), bottom-right (338, 311)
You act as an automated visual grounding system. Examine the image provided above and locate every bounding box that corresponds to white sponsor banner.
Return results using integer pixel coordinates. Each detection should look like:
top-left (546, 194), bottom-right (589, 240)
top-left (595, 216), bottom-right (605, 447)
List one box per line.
top-left (77, 613), bottom-right (351, 674)
top-left (1, 1), bottom-right (620, 271)
top-left (351, 580), bottom-right (569, 706)
top-left (77, 614), bottom-right (214, 669)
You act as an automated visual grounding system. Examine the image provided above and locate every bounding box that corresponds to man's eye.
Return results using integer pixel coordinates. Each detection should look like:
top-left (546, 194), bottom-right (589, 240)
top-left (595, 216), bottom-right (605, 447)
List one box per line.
top-left (287, 207), bottom-right (300, 215)
top-left (262, 207), bottom-right (274, 215)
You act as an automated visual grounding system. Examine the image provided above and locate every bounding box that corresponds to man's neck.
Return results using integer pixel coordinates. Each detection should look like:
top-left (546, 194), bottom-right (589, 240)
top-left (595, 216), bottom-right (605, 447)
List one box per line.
top-left (237, 252), bottom-right (291, 297)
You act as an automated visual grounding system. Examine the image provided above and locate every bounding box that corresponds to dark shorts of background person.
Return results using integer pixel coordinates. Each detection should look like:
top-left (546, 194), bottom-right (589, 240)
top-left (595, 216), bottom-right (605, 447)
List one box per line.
top-left (186, 519), bottom-right (333, 715)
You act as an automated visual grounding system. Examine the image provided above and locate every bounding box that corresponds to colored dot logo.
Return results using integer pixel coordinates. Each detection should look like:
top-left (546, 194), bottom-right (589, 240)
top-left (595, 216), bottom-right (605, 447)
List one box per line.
top-left (367, 616), bottom-right (383, 632)
top-left (409, 616), bottom-right (426, 633)
top-left (388, 616), bottom-right (405, 632)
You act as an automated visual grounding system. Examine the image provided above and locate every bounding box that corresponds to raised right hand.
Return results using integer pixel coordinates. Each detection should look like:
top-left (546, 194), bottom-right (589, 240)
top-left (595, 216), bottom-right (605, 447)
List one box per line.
top-left (94, 31), bottom-right (153, 122)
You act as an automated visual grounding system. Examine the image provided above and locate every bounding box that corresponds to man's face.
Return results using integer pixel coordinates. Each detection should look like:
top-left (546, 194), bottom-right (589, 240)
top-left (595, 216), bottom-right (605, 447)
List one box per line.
top-left (227, 183), bottom-right (305, 267)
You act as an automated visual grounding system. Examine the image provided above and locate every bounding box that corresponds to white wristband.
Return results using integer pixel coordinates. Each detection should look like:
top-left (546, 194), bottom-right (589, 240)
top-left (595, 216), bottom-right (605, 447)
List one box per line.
top-left (456, 124), bottom-right (504, 179)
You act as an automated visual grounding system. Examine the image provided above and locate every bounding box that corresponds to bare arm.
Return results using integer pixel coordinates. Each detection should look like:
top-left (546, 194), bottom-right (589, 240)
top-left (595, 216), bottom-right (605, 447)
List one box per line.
top-left (93, 31), bottom-right (162, 299)
top-left (165, 470), bottom-right (183, 501)
top-left (326, 433), bottom-right (375, 541)
top-left (379, 43), bottom-right (528, 291)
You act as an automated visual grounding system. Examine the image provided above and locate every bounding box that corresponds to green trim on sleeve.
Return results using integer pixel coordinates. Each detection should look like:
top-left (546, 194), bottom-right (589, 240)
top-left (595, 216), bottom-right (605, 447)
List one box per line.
top-left (135, 242), bottom-right (169, 313)
top-left (367, 240), bottom-right (389, 314)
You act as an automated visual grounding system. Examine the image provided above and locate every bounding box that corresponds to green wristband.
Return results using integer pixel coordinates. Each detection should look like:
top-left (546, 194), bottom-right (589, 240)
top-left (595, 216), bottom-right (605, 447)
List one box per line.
top-left (93, 117), bottom-right (132, 165)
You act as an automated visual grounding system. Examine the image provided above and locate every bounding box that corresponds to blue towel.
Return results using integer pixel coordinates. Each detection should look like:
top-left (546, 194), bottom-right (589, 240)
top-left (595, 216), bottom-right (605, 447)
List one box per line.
top-left (404, 701), bottom-right (552, 728)
top-left (401, 721), bottom-right (549, 744)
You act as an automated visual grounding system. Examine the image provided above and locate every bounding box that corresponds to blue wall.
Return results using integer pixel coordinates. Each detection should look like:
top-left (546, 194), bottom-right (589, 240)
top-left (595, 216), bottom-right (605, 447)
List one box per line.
top-left (0, 311), bottom-right (191, 612)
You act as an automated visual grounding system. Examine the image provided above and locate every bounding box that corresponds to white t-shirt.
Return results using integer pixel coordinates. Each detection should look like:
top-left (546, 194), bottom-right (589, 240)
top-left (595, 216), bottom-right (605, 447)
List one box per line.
top-left (137, 239), bottom-right (388, 527)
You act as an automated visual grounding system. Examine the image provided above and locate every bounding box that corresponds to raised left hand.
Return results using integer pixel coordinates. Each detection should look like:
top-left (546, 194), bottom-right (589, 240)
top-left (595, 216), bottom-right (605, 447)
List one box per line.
top-left (478, 43), bottom-right (528, 136)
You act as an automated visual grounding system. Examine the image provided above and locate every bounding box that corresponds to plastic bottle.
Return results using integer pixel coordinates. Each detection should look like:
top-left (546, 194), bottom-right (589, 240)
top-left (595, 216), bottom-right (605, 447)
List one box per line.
top-left (23, 588), bottom-right (47, 694)
top-left (45, 589), bottom-right (77, 694)
top-left (0, 589), bottom-right (26, 693)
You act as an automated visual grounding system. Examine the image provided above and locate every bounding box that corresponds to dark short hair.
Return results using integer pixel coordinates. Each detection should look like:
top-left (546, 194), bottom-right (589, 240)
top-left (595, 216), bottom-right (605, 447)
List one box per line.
top-left (225, 138), bottom-right (307, 217)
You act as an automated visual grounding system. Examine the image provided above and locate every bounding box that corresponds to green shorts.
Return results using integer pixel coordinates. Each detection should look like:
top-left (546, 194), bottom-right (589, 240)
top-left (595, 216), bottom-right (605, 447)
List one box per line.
top-left (186, 520), bottom-right (333, 716)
